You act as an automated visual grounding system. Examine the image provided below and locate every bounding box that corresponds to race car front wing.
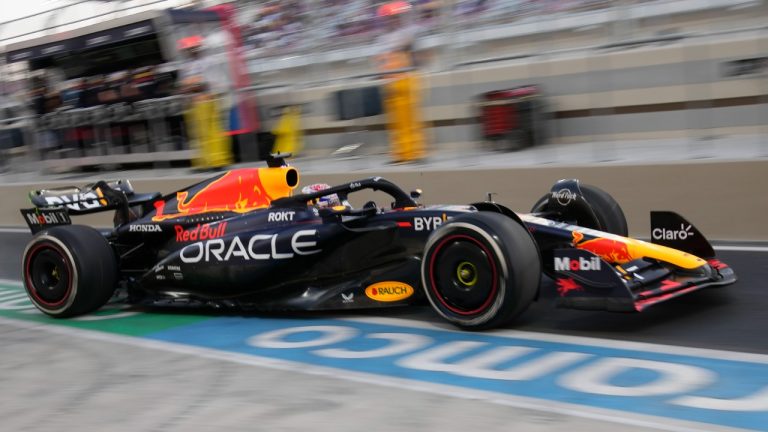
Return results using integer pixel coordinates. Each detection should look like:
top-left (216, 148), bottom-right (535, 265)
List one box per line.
top-left (551, 249), bottom-right (736, 312)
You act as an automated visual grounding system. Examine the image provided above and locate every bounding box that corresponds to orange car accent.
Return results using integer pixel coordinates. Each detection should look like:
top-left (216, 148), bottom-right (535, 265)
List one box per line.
top-left (95, 187), bottom-right (108, 207)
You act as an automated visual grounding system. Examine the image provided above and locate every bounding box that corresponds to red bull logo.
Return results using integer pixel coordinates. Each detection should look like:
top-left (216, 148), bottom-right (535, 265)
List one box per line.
top-left (175, 222), bottom-right (227, 242)
top-left (576, 237), bottom-right (635, 264)
top-left (152, 168), bottom-right (298, 222)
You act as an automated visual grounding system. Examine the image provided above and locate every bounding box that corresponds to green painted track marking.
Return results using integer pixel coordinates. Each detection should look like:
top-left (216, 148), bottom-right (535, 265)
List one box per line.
top-left (0, 283), bottom-right (212, 336)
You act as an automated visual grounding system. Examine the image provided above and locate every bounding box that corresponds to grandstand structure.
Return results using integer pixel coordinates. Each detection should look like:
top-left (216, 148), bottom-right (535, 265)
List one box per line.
top-left (1, 0), bottom-right (766, 170)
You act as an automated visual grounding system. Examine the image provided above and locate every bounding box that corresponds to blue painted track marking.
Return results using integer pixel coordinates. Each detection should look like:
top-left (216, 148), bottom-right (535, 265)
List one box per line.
top-left (2, 278), bottom-right (766, 431)
top-left (146, 317), bottom-right (768, 431)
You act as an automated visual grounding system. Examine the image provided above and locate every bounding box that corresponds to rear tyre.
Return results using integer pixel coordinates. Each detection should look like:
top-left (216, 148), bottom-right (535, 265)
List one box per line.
top-left (22, 225), bottom-right (117, 318)
top-left (531, 183), bottom-right (628, 236)
top-left (421, 212), bottom-right (540, 330)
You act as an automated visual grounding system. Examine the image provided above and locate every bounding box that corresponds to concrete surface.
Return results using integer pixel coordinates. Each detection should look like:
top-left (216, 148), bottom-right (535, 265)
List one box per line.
top-left (1, 322), bottom-right (677, 432)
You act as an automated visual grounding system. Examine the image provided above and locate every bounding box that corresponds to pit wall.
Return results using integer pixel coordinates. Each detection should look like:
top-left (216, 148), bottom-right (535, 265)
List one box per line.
top-left (3, 160), bottom-right (766, 241)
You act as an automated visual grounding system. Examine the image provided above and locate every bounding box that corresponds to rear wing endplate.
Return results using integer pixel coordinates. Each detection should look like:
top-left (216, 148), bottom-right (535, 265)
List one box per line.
top-left (20, 207), bottom-right (72, 234)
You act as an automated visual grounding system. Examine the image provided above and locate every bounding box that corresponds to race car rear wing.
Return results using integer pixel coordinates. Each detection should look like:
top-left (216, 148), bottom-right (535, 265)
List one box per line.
top-left (28, 179), bottom-right (134, 215)
top-left (29, 180), bottom-right (134, 215)
top-left (21, 180), bottom-right (144, 233)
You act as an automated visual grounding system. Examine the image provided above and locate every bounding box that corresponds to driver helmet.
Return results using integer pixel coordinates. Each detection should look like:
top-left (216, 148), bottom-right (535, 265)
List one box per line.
top-left (302, 183), bottom-right (341, 208)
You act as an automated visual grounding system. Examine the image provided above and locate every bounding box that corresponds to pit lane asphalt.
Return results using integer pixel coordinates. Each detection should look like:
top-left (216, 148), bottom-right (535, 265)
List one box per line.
top-left (2, 230), bottom-right (766, 432)
top-left (1, 230), bottom-right (765, 354)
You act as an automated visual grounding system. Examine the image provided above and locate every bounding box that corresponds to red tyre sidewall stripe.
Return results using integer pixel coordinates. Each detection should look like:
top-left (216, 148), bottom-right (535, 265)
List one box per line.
top-left (24, 242), bottom-right (74, 309)
top-left (428, 234), bottom-right (499, 316)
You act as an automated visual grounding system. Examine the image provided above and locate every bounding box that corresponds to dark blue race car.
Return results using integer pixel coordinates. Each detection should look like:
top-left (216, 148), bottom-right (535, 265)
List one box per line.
top-left (20, 156), bottom-right (736, 329)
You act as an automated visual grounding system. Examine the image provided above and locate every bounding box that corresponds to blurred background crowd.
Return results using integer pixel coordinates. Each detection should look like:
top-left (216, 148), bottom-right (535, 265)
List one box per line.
top-left (0, 0), bottom-right (766, 173)
top-left (29, 67), bottom-right (174, 115)
top-left (3, 0), bottom-right (665, 110)
top-left (238, 0), bottom-right (629, 56)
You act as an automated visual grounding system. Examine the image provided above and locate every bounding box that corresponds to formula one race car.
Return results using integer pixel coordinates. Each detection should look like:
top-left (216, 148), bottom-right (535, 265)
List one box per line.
top-left (20, 155), bottom-right (736, 329)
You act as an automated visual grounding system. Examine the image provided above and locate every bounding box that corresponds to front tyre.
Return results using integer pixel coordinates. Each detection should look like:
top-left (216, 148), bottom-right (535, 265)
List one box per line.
top-left (421, 212), bottom-right (540, 330)
top-left (22, 225), bottom-right (117, 318)
top-left (531, 183), bottom-right (628, 236)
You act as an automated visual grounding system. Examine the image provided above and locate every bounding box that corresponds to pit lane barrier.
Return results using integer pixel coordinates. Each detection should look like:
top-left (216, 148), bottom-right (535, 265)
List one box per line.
top-left (0, 159), bottom-right (765, 241)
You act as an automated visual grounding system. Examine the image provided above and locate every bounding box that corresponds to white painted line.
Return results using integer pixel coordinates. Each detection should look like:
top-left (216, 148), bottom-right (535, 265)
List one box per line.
top-left (0, 227), bottom-right (112, 234)
top-left (713, 245), bottom-right (768, 252)
top-left (0, 227), bottom-right (31, 234)
top-left (0, 278), bottom-right (21, 286)
top-left (0, 316), bottom-right (747, 432)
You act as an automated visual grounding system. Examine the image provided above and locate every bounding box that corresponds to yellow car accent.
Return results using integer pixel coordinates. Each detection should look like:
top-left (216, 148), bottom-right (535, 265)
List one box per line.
top-left (456, 261), bottom-right (478, 287)
top-left (365, 281), bottom-right (415, 302)
top-left (623, 239), bottom-right (706, 269)
top-left (520, 215), bottom-right (707, 270)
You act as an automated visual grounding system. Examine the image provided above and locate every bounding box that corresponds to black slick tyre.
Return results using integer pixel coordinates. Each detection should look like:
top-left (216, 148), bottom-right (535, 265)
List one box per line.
top-left (421, 212), bottom-right (540, 330)
top-left (22, 225), bottom-right (117, 318)
top-left (531, 183), bottom-right (628, 236)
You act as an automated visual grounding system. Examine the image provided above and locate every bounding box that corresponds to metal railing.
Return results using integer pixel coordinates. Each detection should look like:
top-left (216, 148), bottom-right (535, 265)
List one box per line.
top-left (1, 95), bottom-right (193, 172)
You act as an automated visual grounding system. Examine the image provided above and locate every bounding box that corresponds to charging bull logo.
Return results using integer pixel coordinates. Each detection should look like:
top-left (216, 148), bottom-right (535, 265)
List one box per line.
top-left (152, 168), bottom-right (297, 222)
top-left (556, 278), bottom-right (582, 296)
top-left (572, 231), bottom-right (636, 264)
top-left (572, 230), bottom-right (706, 270)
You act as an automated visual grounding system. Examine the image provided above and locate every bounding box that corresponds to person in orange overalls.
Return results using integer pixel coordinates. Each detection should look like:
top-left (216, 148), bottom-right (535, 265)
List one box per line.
top-left (375, 1), bottom-right (427, 164)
